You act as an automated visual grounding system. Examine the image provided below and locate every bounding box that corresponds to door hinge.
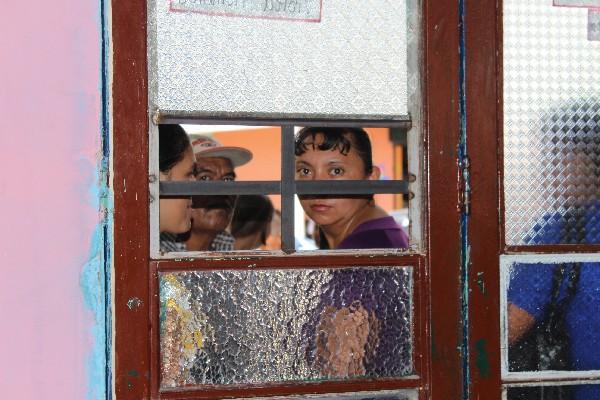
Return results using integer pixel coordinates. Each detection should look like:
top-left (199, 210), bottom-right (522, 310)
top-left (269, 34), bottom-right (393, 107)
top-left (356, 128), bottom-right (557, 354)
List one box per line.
top-left (459, 156), bottom-right (471, 216)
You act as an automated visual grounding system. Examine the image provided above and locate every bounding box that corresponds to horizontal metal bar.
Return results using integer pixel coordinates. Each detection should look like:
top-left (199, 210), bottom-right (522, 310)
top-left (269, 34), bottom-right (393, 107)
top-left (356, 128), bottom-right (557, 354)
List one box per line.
top-left (160, 180), bottom-right (409, 196)
top-left (155, 110), bottom-right (412, 129)
top-left (296, 180), bottom-right (409, 195)
top-left (160, 181), bottom-right (280, 196)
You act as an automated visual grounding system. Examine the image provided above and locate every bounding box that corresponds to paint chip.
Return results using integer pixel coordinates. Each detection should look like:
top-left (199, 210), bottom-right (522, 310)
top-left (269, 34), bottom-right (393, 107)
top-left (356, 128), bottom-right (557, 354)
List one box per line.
top-left (127, 297), bottom-right (143, 310)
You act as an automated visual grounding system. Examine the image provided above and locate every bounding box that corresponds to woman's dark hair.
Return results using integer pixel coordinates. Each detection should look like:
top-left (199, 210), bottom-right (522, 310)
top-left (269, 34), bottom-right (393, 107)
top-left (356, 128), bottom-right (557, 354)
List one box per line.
top-left (294, 127), bottom-right (374, 175)
top-left (231, 195), bottom-right (274, 244)
top-left (159, 124), bottom-right (191, 173)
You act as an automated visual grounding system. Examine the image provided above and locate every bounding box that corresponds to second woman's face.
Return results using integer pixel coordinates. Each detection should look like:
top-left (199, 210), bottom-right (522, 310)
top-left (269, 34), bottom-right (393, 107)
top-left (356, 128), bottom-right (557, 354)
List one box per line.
top-left (295, 134), bottom-right (378, 230)
top-left (159, 146), bottom-right (195, 234)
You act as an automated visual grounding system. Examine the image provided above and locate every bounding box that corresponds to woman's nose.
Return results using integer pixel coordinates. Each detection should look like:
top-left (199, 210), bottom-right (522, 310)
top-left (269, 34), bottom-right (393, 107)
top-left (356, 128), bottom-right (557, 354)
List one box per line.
top-left (313, 168), bottom-right (327, 180)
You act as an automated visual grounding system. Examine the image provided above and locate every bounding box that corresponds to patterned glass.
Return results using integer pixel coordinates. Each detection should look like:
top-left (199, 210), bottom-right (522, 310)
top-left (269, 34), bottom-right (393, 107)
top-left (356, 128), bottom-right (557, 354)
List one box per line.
top-left (503, 258), bottom-right (600, 373)
top-left (148, 0), bottom-right (409, 118)
top-left (506, 383), bottom-right (600, 400)
top-left (503, 0), bottom-right (600, 245)
top-left (159, 266), bottom-right (413, 388)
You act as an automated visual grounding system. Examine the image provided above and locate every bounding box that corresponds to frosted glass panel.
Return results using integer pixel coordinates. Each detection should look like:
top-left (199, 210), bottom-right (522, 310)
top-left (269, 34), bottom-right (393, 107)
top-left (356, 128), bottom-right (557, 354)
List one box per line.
top-left (149, 0), bottom-right (410, 119)
top-left (159, 266), bottom-right (413, 388)
top-left (503, 0), bottom-right (600, 245)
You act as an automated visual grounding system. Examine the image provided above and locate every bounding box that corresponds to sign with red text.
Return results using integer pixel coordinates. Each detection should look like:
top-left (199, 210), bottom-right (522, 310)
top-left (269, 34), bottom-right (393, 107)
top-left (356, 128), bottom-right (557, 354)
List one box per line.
top-left (554, 0), bottom-right (600, 7)
top-left (170, 0), bottom-right (322, 22)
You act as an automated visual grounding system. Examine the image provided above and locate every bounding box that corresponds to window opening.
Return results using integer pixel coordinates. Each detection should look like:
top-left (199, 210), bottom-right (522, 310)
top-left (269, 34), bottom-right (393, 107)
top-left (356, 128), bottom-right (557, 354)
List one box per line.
top-left (154, 123), bottom-right (416, 257)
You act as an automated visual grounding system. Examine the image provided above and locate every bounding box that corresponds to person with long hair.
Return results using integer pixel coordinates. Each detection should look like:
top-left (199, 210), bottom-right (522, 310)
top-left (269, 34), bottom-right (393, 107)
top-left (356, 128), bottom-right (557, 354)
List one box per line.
top-left (159, 125), bottom-right (195, 238)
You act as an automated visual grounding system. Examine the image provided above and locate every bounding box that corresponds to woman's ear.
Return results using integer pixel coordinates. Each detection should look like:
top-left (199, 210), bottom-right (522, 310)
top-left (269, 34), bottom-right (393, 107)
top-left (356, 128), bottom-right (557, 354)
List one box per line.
top-left (368, 166), bottom-right (381, 180)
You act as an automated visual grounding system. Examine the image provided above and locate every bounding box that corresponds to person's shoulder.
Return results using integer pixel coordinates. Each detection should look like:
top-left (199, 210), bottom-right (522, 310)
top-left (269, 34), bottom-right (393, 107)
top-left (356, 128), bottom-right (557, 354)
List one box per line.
top-left (341, 218), bottom-right (408, 249)
top-left (527, 204), bottom-right (600, 245)
top-left (210, 231), bottom-right (235, 251)
top-left (160, 232), bottom-right (186, 252)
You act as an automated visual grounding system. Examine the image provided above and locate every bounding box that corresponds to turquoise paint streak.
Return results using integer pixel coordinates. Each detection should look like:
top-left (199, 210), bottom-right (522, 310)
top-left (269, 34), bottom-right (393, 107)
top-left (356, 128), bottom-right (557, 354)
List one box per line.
top-left (80, 159), bottom-right (111, 400)
top-left (79, 0), bottom-right (112, 398)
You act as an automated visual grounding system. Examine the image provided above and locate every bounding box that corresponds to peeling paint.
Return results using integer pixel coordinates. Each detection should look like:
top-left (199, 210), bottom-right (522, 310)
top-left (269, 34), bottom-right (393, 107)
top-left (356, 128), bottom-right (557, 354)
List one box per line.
top-left (458, 0), bottom-right (471, 397)
top-left (80, 220), bottom-right (110, 400)
top-left (80, 153), bottom-right (111, 400)
top-left (79, 0), bottom-right (112, 397)
top-left (127, 297), bottom-right (143, 310)
top-left (476, 271), bottom-right (486, 295)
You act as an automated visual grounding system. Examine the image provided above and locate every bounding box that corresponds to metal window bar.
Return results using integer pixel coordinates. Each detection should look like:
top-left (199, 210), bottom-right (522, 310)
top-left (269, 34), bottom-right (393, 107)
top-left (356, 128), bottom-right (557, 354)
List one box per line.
top-left (281, 125), bottom-right (296, 252)
top-left (160, 180), bottom-right (410, 196)
top-left (156, 114), bottom-right (412, 129)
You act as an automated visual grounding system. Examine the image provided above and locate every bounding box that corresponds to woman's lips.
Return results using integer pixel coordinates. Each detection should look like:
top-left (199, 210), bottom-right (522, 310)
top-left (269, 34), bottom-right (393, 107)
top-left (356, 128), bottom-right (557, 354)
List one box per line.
top-left (310, 203), bottom-right (332, 212)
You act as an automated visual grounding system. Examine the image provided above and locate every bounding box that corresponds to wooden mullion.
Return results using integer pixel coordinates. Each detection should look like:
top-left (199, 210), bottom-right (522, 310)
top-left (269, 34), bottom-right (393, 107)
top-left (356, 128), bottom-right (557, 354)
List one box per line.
top-left (112, 0), bottom-right (151, 397)
top-left (425, 0), bottom-right (464, 398)
top-left (465, 0), bottom-right (502, 398)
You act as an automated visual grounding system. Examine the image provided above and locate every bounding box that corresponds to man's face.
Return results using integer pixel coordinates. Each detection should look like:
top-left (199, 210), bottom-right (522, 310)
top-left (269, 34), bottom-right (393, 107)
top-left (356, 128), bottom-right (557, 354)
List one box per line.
top-left (190, 156), bottom-right (237, 233)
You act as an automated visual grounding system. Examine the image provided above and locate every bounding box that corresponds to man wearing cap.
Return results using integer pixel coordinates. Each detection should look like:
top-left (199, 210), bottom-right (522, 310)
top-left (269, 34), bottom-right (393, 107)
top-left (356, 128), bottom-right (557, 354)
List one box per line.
top-left (160, 134), bottom-right (253, 252)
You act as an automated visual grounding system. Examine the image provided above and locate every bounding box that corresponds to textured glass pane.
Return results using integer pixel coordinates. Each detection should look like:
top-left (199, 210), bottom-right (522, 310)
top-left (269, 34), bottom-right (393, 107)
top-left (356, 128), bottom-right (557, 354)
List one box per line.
top-left (589, 9), bottom-right (600, 42)
top-left (504, 258), bottom-right (600, 373)
top-left (506, 383), bottom-right (600, 400)
top-left (160, 266), bottom-right (413, 388)
top-left (148, 0), bottom-right (409, 118)
top-left (503, 0), bottom-right (600, 245)
top-left (237, 390), bottom-right (418, 400)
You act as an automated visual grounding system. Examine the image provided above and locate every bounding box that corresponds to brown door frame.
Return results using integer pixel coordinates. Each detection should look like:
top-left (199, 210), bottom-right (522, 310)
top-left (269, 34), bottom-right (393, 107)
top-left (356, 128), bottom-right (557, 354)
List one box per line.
top-left (464, 0), bottom-right (502, 398)
top-left (112, 0), bottom-right (464, 398)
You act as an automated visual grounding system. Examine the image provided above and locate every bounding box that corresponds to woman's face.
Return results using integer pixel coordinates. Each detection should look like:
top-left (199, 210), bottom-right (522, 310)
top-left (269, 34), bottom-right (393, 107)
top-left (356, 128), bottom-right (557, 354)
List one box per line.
top-left (159, 146), bottom-right (195, 234)
top-left (295, 134), bottom-right (379, 230)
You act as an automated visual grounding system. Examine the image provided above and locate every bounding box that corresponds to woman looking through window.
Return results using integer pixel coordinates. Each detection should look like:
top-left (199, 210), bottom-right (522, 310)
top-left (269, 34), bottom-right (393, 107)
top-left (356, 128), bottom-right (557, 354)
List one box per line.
top-left (295, 127), bottom-right (408, 250)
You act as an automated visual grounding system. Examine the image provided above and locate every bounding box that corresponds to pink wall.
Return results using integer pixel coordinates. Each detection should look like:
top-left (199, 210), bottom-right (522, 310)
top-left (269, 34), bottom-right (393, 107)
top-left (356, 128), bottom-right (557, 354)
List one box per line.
top-left (0, 1), bottom-right (104, 399)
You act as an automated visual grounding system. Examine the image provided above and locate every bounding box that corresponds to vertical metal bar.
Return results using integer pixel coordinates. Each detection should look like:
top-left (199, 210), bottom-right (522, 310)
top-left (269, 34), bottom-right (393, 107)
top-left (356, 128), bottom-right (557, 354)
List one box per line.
top-left (281, 125), bottom-right (296, 253)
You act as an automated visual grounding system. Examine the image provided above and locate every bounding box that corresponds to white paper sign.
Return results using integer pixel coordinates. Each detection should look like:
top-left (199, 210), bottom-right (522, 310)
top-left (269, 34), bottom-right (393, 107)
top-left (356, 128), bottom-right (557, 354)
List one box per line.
top-left (553, 0), bottom-right (600, 7)
top-left (170, 0), bottom-right (322, 22)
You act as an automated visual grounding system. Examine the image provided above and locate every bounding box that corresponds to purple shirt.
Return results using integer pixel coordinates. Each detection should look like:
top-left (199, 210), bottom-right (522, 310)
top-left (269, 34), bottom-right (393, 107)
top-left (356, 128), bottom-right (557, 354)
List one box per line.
top-left (337, 216), bottom-right (409, 250)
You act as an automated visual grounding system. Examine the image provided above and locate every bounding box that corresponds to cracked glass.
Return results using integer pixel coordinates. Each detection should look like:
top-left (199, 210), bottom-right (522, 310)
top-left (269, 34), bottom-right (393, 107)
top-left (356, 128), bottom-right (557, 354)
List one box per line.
top-left (159, 266), bottom-right (413, 388)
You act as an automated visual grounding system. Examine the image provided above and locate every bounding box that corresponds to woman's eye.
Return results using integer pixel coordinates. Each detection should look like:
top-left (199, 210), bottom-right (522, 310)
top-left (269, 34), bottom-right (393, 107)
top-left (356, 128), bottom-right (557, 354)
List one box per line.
top-left (222, 177), bottom-right (235, 182)
top-left (198, 175), bottom-right (212, 181)
top-left (330, 167), bottom-right (344, 176)
top-left (296, 168), bottom-right (311, 176)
